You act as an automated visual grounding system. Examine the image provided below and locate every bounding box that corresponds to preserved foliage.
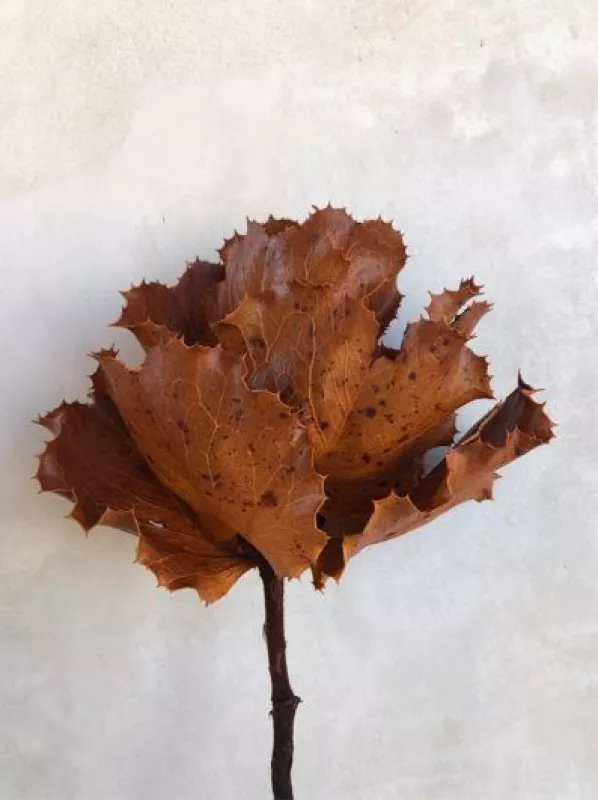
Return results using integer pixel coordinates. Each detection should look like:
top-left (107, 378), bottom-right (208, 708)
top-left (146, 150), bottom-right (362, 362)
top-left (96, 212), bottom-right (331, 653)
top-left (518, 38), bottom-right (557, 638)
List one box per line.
top-left (36, 208), bottom-right (553, 799)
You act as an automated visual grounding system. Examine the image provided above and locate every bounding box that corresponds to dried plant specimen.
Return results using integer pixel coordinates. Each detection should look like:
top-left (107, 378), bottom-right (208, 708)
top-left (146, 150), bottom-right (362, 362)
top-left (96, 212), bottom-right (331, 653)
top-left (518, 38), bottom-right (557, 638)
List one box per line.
top-left (36, 207), bottom-right (553, 799)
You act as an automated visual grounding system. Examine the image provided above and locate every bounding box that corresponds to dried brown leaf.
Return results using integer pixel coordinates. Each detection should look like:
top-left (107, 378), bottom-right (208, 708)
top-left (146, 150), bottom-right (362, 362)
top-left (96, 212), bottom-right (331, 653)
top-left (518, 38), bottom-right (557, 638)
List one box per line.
top-left (96, 340), bottom-right (327, 578)
top-left (214, 208), bottom-right (407, 453)
top-left (36, 392), bottom-right (251, 602)
top-left (314, 376), bottom-right (554, 585)
top-left (217, 207), bottom-right (406, 318)
top-left (35, 207), bottom-right (552, 603)
top-left (318, 283), bottom-right (493, 485)
top-left (221, 290), bottom-right (379, 456)
top-left (114, 260), bottom-right (225, 349)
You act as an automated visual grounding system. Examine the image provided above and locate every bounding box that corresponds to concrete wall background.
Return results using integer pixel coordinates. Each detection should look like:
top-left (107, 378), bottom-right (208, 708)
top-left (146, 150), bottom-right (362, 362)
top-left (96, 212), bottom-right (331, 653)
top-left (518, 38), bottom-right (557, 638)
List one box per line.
top-left (1, 1), bottom-right (597, 797)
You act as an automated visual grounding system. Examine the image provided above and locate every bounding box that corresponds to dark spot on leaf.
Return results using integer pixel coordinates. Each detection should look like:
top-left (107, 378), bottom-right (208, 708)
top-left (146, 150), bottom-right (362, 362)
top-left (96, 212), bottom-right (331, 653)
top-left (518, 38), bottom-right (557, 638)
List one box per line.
top-left (280, 387), bottom-right (294, 404)
top-left (409, 371), bottom-right (417, 381)
top-left (361, 454), bottom-right (372, 464)
top-left (259, 490), bottom-right (278, 508)
top-left (364, 406), bottom-right (376, 418)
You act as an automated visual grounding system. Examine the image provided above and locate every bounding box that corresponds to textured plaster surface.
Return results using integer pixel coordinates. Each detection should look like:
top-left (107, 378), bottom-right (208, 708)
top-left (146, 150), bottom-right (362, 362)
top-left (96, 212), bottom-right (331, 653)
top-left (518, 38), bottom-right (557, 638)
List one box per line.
top-left (1, 1), bottom-right (597, 798)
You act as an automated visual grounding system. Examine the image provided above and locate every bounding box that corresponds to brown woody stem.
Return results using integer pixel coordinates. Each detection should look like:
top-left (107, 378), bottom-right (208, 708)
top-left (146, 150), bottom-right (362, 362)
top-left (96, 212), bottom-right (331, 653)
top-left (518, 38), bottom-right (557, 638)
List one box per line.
top-left (259, 561), bottom-right (300, 800)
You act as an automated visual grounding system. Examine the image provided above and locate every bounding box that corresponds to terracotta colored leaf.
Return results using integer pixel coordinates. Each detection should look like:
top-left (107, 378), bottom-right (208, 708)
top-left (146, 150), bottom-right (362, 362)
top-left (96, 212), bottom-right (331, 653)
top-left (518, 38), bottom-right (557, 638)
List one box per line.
top-left (36, 387), bottom-right (252, 603)
top-left (35, 207), bottom-right (552, 605)
top-left (217, 207), bottom-right (407, 321)
top-left (314, 376), bottom-right (554, 586)
top-left (318, 282), bottom-right (493, 482)
top-left (320, 412), bottom-right (458, 537)
top-left (117, 207), bottom-right (406, 351)
top-left (96, 340), bottom-right (326, 578)
top-left (214, 208), bottom-right (407, 454)
top-left (114, 259), bottom-right (225, 349)
top-left (33, 208), bottom-right (556, 800)
top-left (135, 522), bottom-right (251, 599)
top-left (221, 289), bottom-right (379, 456)
top-left (311, 282), bottom-right (493, 546)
